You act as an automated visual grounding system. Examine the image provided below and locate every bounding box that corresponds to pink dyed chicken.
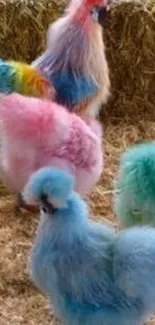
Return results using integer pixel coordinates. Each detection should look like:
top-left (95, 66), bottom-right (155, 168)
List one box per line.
top-left (0, 93), bottom-right (103, 210)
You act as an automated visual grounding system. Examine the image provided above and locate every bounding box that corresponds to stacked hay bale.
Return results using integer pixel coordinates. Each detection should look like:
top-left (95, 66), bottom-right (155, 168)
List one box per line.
top-left (0, 0), bottom-right (66, 62)
top-left (0, 0), bottom-right (154, 119)
top-left (103, 0), bottom-right (155, 120)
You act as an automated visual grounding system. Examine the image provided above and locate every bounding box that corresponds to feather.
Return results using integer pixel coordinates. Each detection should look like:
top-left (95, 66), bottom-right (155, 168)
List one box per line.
top-left (49, 68), bottom-right (98, 109)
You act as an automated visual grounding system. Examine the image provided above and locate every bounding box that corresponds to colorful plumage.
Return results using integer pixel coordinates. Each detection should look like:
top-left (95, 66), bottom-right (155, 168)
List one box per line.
top-left (32, 0), bottom-right (110, 117)
top-left (24, 166), bottom-right (155, 325)
top-left (0, 59), bottom-right (55, 99)
top-left (113, 141), bottom-right (155, 228)
top-left (0, 93), bottom-right (103, 210)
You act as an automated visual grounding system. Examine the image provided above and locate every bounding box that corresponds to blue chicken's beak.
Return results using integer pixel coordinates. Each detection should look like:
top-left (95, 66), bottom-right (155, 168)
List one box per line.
top-left (40, 195), bottom-right (57, 215)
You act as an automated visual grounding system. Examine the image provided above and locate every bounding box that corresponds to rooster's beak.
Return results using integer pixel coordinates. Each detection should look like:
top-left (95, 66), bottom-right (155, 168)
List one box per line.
top-left (98, 5), bottom-right (108, 26)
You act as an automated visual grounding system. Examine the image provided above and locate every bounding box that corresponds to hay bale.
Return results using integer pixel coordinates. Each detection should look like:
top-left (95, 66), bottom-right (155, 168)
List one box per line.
top-left (103, 0), bottom-right (155, 120)
top-left (0, 0), bottom-right (66, 63)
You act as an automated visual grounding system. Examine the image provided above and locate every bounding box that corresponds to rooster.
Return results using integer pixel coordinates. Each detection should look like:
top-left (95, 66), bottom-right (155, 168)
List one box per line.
top-left (32, 0), bottom-right (110, 118)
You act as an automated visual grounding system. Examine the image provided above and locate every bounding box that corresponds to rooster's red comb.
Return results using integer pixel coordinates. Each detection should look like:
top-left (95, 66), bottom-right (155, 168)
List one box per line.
top-left (83, 0), bottom-right (108, 7)
top-left (68, 0), bottom-right (109, 21)
top-left (70, 0), bottom-right (108, 9)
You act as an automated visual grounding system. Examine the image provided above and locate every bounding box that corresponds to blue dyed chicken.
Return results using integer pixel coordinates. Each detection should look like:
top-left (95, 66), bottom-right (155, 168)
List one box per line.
top-left (23, 167), bottom-right (155, 325)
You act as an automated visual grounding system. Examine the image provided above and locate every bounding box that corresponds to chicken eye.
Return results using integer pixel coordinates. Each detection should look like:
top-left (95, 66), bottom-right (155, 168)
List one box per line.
top-left (41, 205), bottom-right (48, 214)
top-left (90, 7), bottom-right (99, 21)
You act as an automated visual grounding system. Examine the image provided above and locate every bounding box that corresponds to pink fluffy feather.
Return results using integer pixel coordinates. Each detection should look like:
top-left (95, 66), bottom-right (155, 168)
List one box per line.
top-left (0, 93), bottom-right (103, 196)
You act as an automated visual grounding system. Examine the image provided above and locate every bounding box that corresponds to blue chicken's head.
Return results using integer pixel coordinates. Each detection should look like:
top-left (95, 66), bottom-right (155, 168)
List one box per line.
top-left (23, 167), bottom-right (75, 213)
top-left (0, 59), bottom-right (16, 93)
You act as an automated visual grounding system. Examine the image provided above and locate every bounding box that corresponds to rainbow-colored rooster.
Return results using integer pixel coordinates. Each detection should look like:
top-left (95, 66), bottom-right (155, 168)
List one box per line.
top-left (0, 59), bottom-right (55, 99)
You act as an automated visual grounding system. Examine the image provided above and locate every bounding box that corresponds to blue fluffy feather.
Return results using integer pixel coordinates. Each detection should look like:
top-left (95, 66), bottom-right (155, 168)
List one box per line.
top-left (24, 167), bottom-right (155, 325)
top-left (50, 68), bottom-right (98, 109)
top-left (33, 52), bottom-right (98, 110)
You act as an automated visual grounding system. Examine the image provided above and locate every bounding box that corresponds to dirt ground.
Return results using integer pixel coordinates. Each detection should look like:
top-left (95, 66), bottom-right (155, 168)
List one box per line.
top-left (0, 117), bottom-right (155, 325)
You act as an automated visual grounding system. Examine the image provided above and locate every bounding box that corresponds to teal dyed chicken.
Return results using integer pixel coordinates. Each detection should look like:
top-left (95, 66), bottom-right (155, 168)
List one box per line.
top-left (113, 141), bottom-right (155, 228)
